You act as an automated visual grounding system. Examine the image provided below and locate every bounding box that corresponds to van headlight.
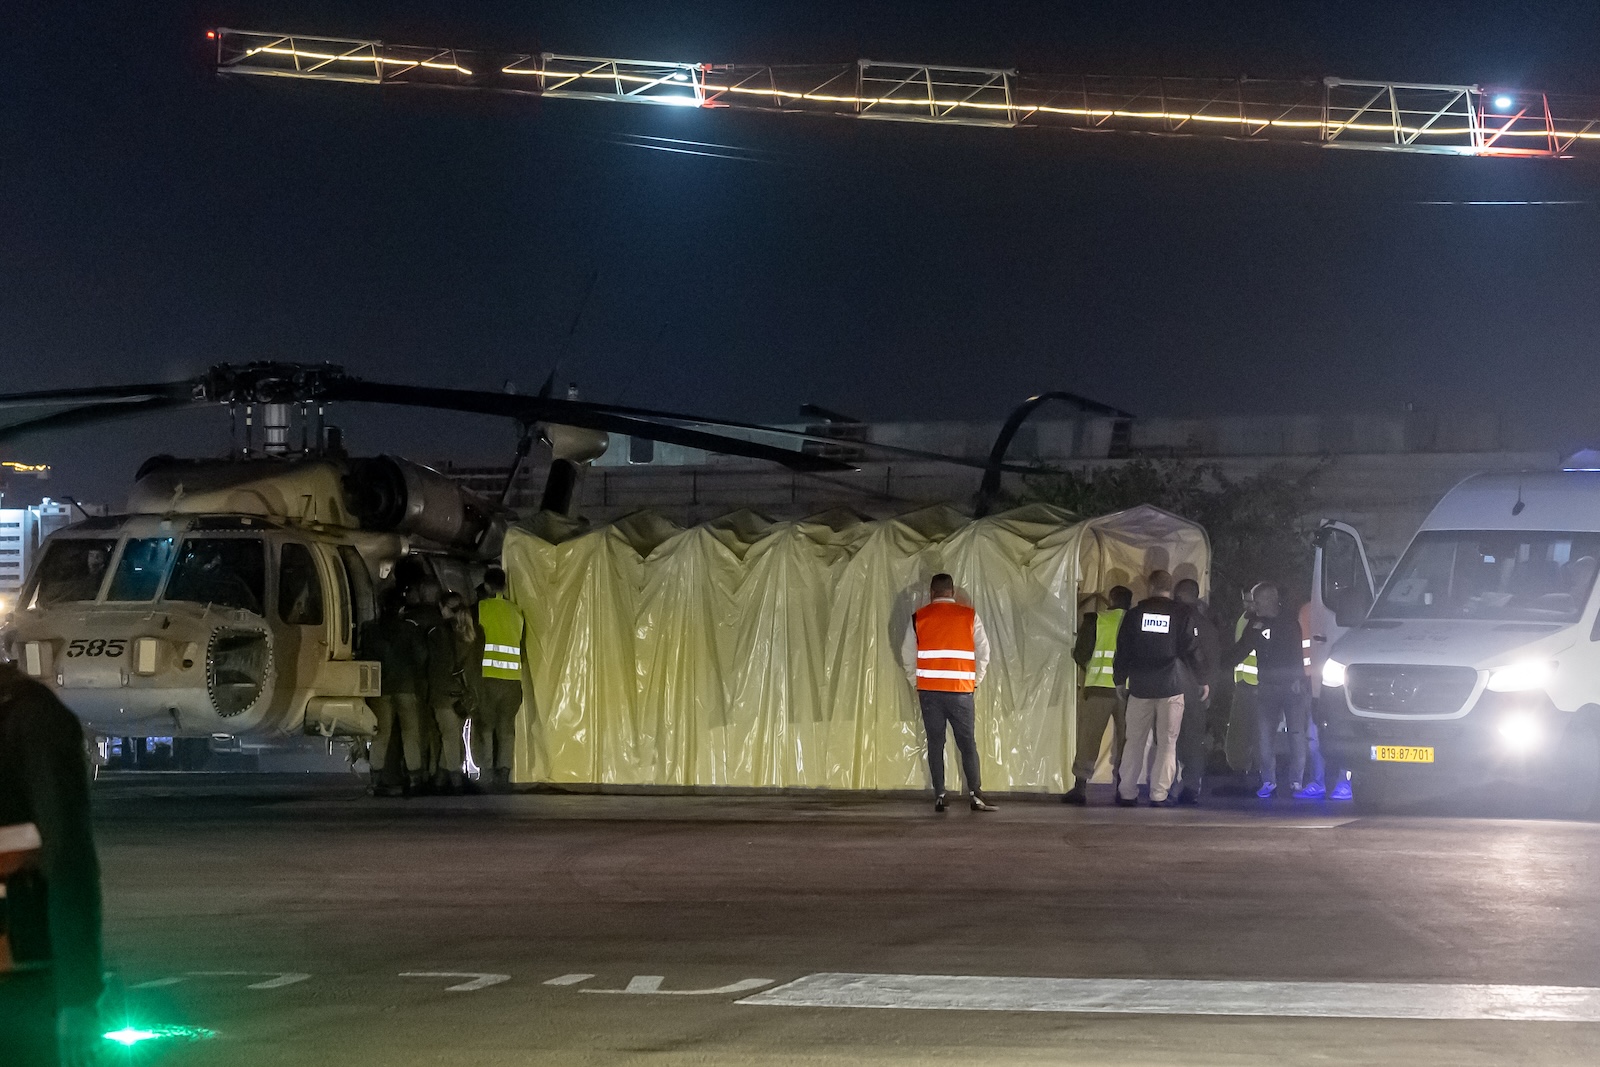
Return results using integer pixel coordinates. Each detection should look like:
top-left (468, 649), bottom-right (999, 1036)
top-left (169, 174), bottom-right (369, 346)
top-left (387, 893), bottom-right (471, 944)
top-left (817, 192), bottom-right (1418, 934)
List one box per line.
top-left (1321, 658), bottom-right (1346, 688)
top-left (1485, 660), bottom-right (1556, 693)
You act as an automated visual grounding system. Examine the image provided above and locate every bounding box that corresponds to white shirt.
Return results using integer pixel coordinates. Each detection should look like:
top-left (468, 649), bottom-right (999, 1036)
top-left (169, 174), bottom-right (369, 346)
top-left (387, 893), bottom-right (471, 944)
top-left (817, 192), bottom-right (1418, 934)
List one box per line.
top-left (900, 597), bottom-right (991, 688)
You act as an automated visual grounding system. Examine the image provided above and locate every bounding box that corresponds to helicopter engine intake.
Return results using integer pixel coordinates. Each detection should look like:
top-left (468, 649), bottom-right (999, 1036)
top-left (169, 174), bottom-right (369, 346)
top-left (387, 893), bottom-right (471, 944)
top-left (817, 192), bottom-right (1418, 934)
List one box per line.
top-left (346, 456), bottom-right (499, 556)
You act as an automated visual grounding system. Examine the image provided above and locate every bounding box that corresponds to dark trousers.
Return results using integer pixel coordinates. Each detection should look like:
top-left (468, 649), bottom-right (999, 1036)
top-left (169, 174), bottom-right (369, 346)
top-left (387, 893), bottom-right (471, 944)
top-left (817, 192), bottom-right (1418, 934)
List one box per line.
top-left (919, 689), bottom-right (982, 796)
top-left (1255, 678), bottom-right (1310, 787)
top-left (1177, 680), bottom-right (1209, 795)
top-left (1072, 687), bottom-right (1126, 785)
top-left (471, 678), bottom-right (522, 773)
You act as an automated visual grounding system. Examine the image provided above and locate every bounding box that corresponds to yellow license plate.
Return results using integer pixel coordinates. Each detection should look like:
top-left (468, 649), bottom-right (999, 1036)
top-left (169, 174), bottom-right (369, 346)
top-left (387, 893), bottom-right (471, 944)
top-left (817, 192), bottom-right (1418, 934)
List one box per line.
top-left (1370, 745), bottom-right (1434, 763)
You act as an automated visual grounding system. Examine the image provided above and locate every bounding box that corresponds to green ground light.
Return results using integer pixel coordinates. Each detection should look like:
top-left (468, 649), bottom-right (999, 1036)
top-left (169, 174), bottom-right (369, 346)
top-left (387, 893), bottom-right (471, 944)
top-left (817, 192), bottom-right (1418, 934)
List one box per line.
top-left (104, 1024), bottom-right (217, 1046)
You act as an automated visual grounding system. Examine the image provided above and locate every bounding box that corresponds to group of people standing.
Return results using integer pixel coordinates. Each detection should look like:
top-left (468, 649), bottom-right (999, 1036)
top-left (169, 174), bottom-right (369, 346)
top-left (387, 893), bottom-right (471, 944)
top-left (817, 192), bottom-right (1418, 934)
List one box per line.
top-left (1064, 570), bottom-right (1347, 805)
top-left (902, 569), bottom-right (1347, 810)
top-left (360, 567), bottom-right (525, 796)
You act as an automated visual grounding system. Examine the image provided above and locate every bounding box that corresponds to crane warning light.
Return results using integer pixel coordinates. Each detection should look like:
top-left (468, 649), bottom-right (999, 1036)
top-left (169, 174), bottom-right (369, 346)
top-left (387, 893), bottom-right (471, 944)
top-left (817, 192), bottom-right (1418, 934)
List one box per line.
top-left (206, 30), bottom-right (217, 40)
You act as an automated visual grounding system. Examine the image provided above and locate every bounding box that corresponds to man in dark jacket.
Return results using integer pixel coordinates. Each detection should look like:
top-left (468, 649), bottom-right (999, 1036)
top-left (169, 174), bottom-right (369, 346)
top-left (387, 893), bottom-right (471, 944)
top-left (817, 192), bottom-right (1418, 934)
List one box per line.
top-left (0, 661), bottom-right (104, 1066)
top-left (1229, 581), bottom-right (1309, 799)
top-left (1112, 570), bottom-right (1206, 806)
top-left (1172, 578), bottom-right (1220, 804)
top-left (362, 589), bottom-right (431, 796)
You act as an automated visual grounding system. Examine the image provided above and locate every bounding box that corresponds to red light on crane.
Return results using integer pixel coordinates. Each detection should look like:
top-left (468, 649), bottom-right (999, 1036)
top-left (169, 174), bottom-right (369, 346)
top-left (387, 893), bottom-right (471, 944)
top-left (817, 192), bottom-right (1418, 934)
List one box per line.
top-left (206, 30), bottom-right (217, 40)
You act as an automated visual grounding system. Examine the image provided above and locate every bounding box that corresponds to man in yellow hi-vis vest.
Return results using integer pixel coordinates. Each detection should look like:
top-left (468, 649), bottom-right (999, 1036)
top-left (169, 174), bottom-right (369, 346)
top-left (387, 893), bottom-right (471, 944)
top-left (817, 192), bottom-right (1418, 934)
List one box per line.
top-left (473, 567), bottom-right (524, 793)
top-left (1063, 585), bottom-right (1132, 804)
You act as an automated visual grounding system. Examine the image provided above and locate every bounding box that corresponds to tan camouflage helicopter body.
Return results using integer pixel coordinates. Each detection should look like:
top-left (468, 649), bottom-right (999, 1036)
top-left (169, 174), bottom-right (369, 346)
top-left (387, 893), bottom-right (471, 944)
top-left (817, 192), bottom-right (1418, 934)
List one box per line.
top-left (3, 455), bottom-right (482, 741)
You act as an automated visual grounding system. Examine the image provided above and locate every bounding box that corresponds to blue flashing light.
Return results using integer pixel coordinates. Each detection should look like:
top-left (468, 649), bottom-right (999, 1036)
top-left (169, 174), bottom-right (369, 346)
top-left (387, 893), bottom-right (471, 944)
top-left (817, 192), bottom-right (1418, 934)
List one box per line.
top-left (1493, 94), bottom-right (1514, 110)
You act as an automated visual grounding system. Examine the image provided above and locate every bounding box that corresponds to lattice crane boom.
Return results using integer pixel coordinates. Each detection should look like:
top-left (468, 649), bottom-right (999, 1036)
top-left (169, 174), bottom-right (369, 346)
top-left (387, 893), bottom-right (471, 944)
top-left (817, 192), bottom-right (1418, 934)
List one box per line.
top-left (212, 27), bottom-right (1600, 158)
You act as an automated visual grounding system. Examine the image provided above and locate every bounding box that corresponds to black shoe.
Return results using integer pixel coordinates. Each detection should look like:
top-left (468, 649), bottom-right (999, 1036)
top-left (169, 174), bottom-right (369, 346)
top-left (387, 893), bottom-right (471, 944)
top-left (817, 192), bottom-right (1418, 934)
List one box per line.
top-left (1061, 784), bottom-right (1088, 805)
top-left (1114, 795), bottom-right (1138, 807)
top-left (1175, 789), bottom-right (1200, 806)
top-left (970, 792), bottom-right (998, 812)
top-left (934, 793), bottom-right (948, 813)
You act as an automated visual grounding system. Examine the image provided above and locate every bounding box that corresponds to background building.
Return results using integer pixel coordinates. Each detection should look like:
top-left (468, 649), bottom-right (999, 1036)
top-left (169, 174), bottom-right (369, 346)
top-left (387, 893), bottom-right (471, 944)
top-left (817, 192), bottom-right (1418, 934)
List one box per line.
top-left (0, 499), bottom-right (76, 606)
top-left (440, 410), bottom-right (1572, 577)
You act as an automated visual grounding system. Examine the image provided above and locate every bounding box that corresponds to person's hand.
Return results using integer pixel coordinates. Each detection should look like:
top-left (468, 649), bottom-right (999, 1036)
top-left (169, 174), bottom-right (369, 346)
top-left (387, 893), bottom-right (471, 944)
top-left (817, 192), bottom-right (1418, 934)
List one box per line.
top-left (1115, 685), bottom-right (1128, 703)
top-left (57, 1002), bottom-right (103, 1067)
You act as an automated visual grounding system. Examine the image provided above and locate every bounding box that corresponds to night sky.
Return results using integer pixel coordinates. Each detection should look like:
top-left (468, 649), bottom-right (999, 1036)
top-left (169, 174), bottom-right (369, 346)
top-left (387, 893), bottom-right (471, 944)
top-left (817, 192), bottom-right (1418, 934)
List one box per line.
top-left (7, 1), bottom-right (1600, 503)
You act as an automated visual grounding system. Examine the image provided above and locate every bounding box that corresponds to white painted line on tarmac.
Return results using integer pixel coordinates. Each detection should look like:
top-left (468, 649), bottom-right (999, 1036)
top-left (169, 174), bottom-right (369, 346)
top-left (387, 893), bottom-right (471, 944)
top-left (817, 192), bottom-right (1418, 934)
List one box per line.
top-left (545, 973), bottom-right (596, 986)
top-left (132, 971), bottom-right (310, 990)
top-left (738, 973), bottom-right (1600, 1022)
top-left (587, 975), bottom-right (775, 995)
top-left (399, 971), bottom-right (511, 992)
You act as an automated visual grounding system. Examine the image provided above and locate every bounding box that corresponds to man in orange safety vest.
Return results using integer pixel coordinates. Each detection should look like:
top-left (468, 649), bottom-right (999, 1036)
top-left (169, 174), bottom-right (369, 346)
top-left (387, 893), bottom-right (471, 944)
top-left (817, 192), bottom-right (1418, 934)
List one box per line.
top-left (901, 573), bottom-right (996, 813)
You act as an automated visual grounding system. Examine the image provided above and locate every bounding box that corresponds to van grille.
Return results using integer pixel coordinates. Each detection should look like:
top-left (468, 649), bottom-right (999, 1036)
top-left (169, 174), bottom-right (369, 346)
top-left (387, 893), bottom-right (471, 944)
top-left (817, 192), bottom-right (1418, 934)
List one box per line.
top-left (1346, 664), bottom-right (1478, 717)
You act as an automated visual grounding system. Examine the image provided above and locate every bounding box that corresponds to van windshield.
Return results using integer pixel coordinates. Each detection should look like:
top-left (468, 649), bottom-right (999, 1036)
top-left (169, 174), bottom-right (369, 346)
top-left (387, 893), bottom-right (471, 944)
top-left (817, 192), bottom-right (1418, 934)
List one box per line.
top-left (1374, 530), bottom-right (1600, 622)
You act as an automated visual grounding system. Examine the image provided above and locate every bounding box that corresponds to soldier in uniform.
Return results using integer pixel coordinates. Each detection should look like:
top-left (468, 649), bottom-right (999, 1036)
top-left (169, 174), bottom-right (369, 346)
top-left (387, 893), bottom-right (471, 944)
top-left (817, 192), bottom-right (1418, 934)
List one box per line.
top-left (363, 588), bottom-right (429, 797)
top-left (0, 658), bottom-right (104, 1066)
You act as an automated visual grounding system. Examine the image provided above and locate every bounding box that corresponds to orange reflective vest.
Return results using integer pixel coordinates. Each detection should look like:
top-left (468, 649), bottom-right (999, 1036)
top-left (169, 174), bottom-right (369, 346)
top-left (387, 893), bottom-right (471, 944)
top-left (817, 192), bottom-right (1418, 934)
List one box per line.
top-left (912, 601), bottom-right (979, 693)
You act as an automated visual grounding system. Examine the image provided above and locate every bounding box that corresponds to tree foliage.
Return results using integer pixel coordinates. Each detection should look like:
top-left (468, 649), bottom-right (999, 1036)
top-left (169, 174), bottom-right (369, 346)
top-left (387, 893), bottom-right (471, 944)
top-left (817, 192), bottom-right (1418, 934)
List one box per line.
top-left (1017, 459), bottom-right (1319, 608)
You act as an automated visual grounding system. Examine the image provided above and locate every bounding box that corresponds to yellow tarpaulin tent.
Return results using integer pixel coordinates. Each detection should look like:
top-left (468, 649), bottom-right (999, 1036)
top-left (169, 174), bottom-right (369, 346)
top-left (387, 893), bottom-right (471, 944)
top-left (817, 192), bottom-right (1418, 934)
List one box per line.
top-left (503, 503), bottom-right (1209, 791)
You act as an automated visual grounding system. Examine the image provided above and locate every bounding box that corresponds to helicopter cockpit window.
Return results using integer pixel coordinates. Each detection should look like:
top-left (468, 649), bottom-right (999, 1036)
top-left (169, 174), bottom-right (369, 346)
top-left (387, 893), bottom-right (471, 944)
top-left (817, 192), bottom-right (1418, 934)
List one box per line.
top-left (107, 537), bottom-right (177, 602)
top-left (29, 539), bottom-right (117, 607)
top-left (278, 543), bottom-right (324, 627)
top-left (164, 537), bottom-right (266, 615)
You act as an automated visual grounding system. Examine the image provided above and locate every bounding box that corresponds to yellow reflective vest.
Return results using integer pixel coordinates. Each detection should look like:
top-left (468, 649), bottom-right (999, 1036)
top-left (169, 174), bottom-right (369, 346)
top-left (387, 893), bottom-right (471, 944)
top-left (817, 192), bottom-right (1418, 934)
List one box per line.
top-left (1233, 614), bottom-right (1258, 686)
top-left (1084, 608), bottom-right (1124, 689)
top-left (478, 596), bottom-right (524, 681)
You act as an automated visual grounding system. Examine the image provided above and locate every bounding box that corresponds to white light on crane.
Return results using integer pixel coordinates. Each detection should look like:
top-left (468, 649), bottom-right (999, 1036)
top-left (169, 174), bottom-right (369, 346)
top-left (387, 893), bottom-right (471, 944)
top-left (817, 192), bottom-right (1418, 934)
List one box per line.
top-left (1494, 94), bottom-right (1514, 110)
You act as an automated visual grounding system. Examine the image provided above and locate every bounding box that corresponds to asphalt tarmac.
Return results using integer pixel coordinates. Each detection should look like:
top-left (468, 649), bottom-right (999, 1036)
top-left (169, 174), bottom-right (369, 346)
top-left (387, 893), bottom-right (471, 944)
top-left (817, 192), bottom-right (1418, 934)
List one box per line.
top-left (90, 775), bottom-right (1600, 1066)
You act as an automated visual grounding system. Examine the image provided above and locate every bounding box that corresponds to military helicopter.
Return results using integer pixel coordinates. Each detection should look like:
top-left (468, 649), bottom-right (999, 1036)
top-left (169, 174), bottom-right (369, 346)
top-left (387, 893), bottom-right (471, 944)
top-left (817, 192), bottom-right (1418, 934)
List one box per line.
top-left (0, 361), bottom-right (1036, 751)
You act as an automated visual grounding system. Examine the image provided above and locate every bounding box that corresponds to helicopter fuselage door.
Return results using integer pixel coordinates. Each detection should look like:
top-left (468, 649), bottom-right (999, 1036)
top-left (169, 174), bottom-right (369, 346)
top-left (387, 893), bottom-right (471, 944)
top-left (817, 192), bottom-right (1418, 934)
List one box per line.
top-left (275, 540), bottom-right (331, 709)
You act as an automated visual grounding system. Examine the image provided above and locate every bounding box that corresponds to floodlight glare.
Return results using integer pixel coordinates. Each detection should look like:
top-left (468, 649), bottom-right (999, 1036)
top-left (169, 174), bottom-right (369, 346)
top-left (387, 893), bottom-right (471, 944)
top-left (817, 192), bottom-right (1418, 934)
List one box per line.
top-left (1493, 94), bottom-right (1514, 110)
top-left (104, 1024), bottom-right (218, 1046)
top-left (104, 1028), bottom-right (160, 1047)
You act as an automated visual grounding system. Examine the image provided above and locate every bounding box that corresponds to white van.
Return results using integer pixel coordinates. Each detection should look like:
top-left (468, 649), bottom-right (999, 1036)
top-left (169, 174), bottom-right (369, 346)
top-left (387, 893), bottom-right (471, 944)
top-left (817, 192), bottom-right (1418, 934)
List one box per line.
top-left (1308, 471), bottom-right (1600, 815)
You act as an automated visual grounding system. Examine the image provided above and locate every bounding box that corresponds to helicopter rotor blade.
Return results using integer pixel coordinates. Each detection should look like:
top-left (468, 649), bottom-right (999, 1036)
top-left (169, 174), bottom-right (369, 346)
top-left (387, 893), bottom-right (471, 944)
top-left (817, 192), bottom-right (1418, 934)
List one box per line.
top-left (0, 396), bottom-right (200, 447)
top-left (0, 380), bottom-right (199, 411)
top-left (320, 380), bottom-right (855, 473)
top-left (582, 400), bottom-right (1048, 476)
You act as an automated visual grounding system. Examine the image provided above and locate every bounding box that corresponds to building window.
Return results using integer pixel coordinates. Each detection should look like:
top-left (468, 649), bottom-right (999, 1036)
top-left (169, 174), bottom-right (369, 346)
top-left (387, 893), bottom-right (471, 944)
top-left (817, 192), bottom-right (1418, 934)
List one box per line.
top-left (628, 435), bottom-right (656, 464)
